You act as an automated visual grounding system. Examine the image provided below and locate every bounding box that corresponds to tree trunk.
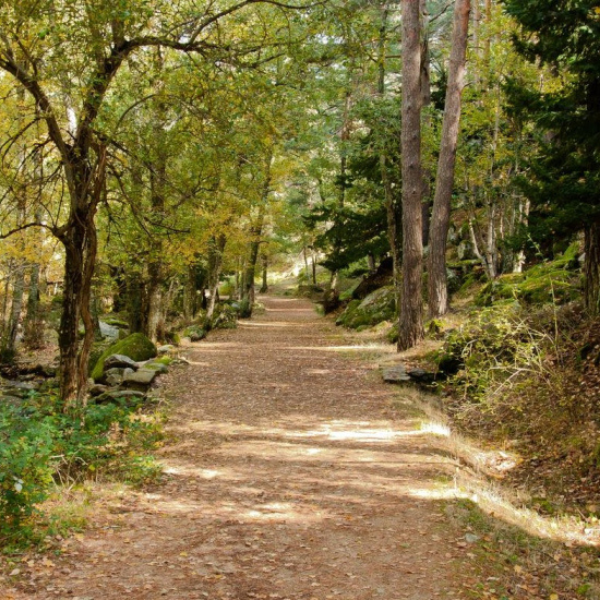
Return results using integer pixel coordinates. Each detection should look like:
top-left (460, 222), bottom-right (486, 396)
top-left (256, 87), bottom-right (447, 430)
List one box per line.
top-left (259, 254), bottom-right (269, 293)
top-left (398, 0), bottom-right (424, 351)
top-left (428, 0), bottom-right (470, 318)
top-left (58, 202), bottom-right (99, 406)
top-left (241, 152), bottom-right (272, 317)
top-left (183, 264), bottom-right (198, 321)
top-left (206, 234), bottom-right (227, 325)
top-left (585, 219), bottom-right (600, 315)
top-left (378, 7), bottom-right (402, 305)
top-left (23, 262), bottom-right (42, 349)
top-left (3, 261), bottom-right (25, 360)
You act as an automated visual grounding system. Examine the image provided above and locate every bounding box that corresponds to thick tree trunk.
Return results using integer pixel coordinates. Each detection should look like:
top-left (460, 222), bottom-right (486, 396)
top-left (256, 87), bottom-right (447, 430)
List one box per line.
top-left (58, 203), bottom-right (99, 406)
top-left (398, 0), bottom-right (424, 351)
top-left (428, 0), bottom-right (470, 318)
top-left (585, 220), bottom-right (600, 315)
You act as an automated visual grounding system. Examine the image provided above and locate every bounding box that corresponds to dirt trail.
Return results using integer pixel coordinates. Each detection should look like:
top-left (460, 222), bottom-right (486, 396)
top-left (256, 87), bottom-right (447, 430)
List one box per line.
top-left (6, 296), bottom-right (483, 600)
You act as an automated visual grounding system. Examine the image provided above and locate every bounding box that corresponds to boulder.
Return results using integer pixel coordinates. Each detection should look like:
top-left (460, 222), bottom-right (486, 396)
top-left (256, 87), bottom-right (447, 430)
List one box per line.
top-left (336, 287), bottom-right (396, 330)
top-left (122, 368), bottom-right (157, 391)
top-left (157, 344), bottom-right (175, 355)
top-left (382, 365), bottom-right (411, 383)
top-left (95, 389), bottom-right (146, 404)
top-left (89, 384), bottom-right (109, 397)
top-left (103, 368), bottom-right (127, 386)
top-left (99, 321), bottom-right (120, 340)
top-left (1, 381), bottom-right (37, 398)
top-left (91, 333), bottom-right (157, 382)
top-left (352, 257), bottom-right (394, 300)
top-left (104, 354), bottom-right (139, 371)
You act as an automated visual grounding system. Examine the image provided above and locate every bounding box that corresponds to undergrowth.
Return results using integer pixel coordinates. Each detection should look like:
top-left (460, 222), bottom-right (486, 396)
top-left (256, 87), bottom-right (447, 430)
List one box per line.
top-left (0, 393), bottom-right (164, 550)
top-left (435, 301), bottom-right (600, 513)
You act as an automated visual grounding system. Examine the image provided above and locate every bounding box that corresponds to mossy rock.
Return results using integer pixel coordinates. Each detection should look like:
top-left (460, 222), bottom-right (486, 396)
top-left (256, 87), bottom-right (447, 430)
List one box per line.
top-left (475, 244), bottom-right (581, 307)
top-left (91, 333), bottom-right (157, 381)
top-left (104, 317), bottom-right (129, 329)
top-left (183, 325), bottom-right (206, 341)
top-left (336, 287), bottom-right (396, 329)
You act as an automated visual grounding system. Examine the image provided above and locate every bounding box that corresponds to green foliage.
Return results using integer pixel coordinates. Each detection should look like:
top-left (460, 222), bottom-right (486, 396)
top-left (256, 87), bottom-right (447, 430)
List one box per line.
top-left (435, 306), bottom-right (549, 403)
top-left (0, 393), bottom-right (163, 546)
top-left (0, 405), bottom-right (54, 542)
top-left (91, 333), bottom-right (157, 381)
top-left (504, 0), bottom-right (600, 246)
top-left (475, 244), bottom-right (581, 307)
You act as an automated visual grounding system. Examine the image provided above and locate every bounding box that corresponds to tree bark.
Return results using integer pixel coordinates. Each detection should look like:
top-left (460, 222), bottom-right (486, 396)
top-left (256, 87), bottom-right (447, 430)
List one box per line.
top-left (585, 219), bottom-right (600, 315)
top-left (259, 254), bottom-right (269, 293)
top-left (206, 234), bottom-right (227, 325)
top-left (23, 261), bottom-right (42, 349)
top-left (241, 152), bottom-right (272, 317)
top-left (428, 0), bottom-right (471, 318)
top-left (398, 0), bottom-right (424, 351)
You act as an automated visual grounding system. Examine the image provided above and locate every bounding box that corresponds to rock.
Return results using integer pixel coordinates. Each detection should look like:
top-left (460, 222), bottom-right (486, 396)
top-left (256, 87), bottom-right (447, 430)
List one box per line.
top-left (337, 286), bottom-right (396, 330)
top-left (144, 362), bottom-right (168, 374)
top-left (407, 368), bottom-right (436, 385)
top-left (91, 333), bottom-right (157, 382)
top-left (99, 321), bottom-right (120, 340)
top-left (104, 354), bottom-right (139, 371)
top-left (465, 533), bottom-right (480, 544)
top-left (1, 381), bottom-right (37, 398)
top-left (157, 345), bottom-right (175, 355)
top-left (352, 257), bottom-right (394, 300)
top-left (103, 368), bottom-right (126, 387)
top-left (95, 389), bottom-right (146, 404)
top-left (122, 368), bottom-right (157, 390)
top-left (89, 384), bottom-right (109, 397)
top-left (382, 365), bottom-right (411, 383)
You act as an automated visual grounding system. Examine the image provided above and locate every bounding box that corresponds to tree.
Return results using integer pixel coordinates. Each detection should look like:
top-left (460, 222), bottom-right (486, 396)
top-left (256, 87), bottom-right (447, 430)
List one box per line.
top-left (398, 0), bottom-right (424, 350)
top-left (504, 0), bottom-right (600, 313)
top-left (428, 0), bottom-right (470, 318)
top-left (0, 0), bottom-right (314, 404)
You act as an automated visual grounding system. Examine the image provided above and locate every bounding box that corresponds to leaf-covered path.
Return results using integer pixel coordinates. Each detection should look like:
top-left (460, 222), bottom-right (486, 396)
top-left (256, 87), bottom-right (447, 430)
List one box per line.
top-left (8, 297), bottom-right (484, 599)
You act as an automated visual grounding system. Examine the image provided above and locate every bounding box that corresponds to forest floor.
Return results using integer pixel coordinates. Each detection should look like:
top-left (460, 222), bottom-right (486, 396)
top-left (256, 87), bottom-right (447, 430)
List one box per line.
top-left (1, 295), bottom-right (598, 599)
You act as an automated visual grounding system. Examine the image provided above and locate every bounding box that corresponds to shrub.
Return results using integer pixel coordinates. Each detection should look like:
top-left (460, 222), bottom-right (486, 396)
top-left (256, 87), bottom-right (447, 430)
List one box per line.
top-left (434, 305), bottom-right (550, 404)
top-left (0, 405), bottom-right (55, 542)
top-left (0, 392), bottom-right (163, 547)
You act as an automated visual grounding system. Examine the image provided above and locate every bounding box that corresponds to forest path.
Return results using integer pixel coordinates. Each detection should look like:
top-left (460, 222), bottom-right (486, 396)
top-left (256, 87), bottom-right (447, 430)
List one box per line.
top-left (11, 296), bottom-right (483, 600)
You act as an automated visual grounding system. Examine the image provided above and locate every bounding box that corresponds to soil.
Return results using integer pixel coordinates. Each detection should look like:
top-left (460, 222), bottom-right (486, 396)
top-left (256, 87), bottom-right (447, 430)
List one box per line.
top-left (2, 296), bottom-right (491, 599)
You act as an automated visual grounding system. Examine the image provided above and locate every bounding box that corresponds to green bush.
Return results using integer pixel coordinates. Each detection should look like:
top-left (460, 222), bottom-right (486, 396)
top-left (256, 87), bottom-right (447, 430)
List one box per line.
top-left (0, 393), bottom-right (163, 547)
top-left (0, 405), bottom-right (55, 542)
top-left (434, 305), bottom-right (549, 404)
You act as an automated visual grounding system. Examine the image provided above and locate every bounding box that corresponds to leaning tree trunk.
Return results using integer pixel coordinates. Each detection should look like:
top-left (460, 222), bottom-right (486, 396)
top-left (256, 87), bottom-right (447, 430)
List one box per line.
top-left (585, 219), bottom-right (600, 315)
top-left (206, 234), bottom-right (227, 325)
top-left (398, 0), bottom-right (425, 351)
top-left (428, 0), bottom-right (470, 318)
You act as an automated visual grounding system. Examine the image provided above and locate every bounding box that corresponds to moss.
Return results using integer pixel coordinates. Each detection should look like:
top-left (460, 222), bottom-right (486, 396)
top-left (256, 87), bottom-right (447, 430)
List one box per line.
top-left (91, 333), bottom-right (157, 381)
top-left (476, 245), bottom-right (580, 308)
top-left (336, 287), bottom-right (396, 329)
top-left (103, 317), bottom-right (129, 329)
